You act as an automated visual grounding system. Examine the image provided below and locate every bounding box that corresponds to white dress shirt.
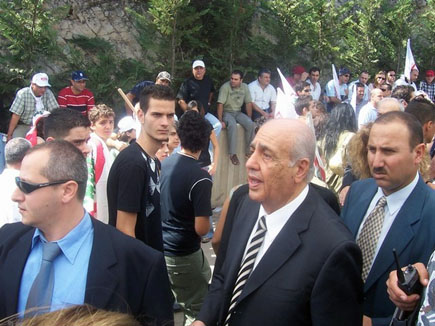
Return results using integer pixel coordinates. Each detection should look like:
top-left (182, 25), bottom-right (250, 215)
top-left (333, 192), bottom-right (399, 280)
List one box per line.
top-left (356, 173), bottom-right (419, 270)
top-left (242, 185), bottom-right (309, 271)
top-left (248, 80), bottom-right (277, 111)
top-left (307, 79), bottom-right (321, 100)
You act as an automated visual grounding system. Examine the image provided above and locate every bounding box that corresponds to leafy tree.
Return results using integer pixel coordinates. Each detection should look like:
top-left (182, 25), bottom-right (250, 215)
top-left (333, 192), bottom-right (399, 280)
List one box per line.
top-left (126, 0), bottom-right (208, 80)
top-left (0, 0), bottom-right (66, 95)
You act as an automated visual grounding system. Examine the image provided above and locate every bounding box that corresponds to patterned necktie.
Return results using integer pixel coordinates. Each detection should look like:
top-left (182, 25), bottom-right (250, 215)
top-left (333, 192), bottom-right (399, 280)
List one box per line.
top-left (25, 241), bottom-right (61, 316)
top-left (357, 196), bottom-right (387, 281)
top-left (224, 216), bottom-right (267, 326)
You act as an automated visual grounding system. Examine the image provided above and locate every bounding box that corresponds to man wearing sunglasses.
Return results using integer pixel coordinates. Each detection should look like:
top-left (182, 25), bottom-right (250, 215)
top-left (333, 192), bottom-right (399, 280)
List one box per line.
top-left (0, 141), bottom-right (173, 325)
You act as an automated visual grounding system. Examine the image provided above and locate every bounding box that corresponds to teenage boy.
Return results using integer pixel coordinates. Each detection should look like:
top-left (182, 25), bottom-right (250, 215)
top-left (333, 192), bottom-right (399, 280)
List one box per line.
top-left (87, 104), bottom-right (115, 223)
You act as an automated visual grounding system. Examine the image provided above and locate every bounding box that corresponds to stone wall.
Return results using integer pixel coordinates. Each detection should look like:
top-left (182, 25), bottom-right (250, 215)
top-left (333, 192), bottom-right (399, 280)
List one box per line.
top-left (51, 0), bottom-right (145, 60)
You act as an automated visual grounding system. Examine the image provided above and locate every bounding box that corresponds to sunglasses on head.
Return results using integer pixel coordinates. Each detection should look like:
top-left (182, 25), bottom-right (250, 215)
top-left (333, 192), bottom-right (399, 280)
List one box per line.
top-left (15, 177), bottom-right (72, 194)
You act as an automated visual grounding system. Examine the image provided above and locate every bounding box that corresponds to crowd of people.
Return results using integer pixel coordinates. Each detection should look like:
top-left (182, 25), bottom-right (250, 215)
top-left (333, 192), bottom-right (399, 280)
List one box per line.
top-left (0, 59), bottom-right (435, 326)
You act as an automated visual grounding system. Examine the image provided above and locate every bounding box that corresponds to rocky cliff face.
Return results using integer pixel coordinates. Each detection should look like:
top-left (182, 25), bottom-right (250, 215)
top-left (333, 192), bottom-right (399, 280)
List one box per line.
top-left (52, 0), bottom-right (144, 60)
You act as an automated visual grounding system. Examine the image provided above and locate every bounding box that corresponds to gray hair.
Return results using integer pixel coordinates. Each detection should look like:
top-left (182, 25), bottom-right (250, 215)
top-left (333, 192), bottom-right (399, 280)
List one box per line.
top-left (5, 138), bottom-right (31, 165)
top-left (288, 125), bottom-right (316, 182)
top-left (378, 97), bottom-right (404, 112)
top-left (28, 140), bottom-right (88, 201)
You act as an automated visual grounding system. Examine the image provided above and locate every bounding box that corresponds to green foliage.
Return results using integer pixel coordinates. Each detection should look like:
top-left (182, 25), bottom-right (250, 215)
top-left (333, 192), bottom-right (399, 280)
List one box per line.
top-left (0, 0), bottom-right (66, 95)
top-left (57, 35), bottom-right (148, 113)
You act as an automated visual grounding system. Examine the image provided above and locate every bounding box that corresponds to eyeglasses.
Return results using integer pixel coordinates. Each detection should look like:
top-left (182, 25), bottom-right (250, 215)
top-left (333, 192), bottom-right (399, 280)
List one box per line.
top-left (380, 88), bottom-right (388, 92)
top-left (343, 74), bottom-right (350, 77)
top-left (389, 74), bottom-right (396, 77)
top-left (15, 177), bottom-right (71, 194)
top-left (377, 77), bottom-right (386, 80)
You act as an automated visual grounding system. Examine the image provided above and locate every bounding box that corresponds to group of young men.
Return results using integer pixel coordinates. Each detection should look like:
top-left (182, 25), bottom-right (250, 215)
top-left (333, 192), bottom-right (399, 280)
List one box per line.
top-left (1, 58), bottom-right (435, 326)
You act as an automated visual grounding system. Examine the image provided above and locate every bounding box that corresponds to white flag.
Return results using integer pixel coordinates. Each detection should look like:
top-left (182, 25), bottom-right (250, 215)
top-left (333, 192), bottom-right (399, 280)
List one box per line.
top-left (277, 67), bottom-right (296, 97)
top-left (350, 84), bottom-right (357, 114)
top-left (332, 64), bottom-right (341, 99)
top-left (275, 87), bottom-right (297, 119)
top-left (404, 39), bottom-right (418, 81)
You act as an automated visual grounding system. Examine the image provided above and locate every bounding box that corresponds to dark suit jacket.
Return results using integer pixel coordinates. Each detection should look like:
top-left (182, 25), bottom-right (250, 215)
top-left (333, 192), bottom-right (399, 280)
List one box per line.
top-left (198, 184), bottom-right (363, 326)
top-left (0, 218), bottom-right (174, 325)
top-left (341, 177), bottom-right (435, 326)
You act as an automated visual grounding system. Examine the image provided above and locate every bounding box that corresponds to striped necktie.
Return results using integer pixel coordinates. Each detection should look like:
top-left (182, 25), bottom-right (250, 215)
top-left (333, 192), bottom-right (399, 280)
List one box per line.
top-left (224, 216), bottom-right (267, 325)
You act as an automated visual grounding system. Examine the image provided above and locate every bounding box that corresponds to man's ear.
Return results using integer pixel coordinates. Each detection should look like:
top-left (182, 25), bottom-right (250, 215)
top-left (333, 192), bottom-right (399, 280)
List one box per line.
top-left (60, 181), bottom-right (79, 204)
top-left (136, 107), bottom-right (145, 124)
top-left (46, 136), bottom-right (55, 142)
top-left (294, 158), bottom-right (310, 183)
top-left (413, 143), bottom-right (426, 164)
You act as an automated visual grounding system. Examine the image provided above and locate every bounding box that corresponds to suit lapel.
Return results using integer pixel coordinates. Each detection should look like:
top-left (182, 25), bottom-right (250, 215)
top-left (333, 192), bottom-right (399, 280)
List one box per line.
top-left (224, 200), bottom-right (261, 291)
top-left (364, 179), bottom-right (424, 290)
top-left (84, 219), bottom-right (118, 308)
top-left (236, 188), bottom-right (315, 304)
top-left (347, 182), bottom-right (378, 237)
top-left (3, 229), bottom-right (34, 316)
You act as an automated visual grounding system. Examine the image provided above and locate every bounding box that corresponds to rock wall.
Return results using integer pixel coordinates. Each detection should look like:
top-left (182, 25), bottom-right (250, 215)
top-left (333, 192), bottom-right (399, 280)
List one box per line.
top-left (52, 0), bottom-right (145, 60)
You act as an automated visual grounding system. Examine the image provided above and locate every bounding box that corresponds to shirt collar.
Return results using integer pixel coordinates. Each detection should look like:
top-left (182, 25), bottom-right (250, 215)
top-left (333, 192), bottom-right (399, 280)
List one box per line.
top-left (32, 211), bottom-right (93, 264)
top-left (376, 173), bottom-right (419, 215)
top-left (258, 185), bottom-right (309, 236)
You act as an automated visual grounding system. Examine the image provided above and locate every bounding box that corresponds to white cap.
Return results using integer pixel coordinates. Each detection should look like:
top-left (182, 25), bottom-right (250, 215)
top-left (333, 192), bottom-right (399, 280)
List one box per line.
top-left (31, 73), bottom-right (51, 87)
top-left (118, 116), bottom-right (136, 133)
top-left (192, 60), bottom-right (205, 69)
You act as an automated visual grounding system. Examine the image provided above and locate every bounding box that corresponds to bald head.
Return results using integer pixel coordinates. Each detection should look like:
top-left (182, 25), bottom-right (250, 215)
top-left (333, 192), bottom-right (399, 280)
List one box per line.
top-left (261, 119), bottom-right (315, 180)
top-left (370, 89), bottom-right (384, 107)
top-left (377, 98), bottom-right (404, 116)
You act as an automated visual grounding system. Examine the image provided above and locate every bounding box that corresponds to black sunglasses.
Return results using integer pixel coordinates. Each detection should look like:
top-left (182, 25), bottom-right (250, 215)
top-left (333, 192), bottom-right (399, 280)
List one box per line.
top-left (15, 177), bottom-right (72, 194)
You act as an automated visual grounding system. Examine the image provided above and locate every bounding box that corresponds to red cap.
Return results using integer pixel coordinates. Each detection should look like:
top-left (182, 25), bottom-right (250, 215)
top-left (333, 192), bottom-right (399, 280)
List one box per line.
top-left (292, 65), bottom-right (305, 75)
top-left (426, 70), bottom-right (435, 77)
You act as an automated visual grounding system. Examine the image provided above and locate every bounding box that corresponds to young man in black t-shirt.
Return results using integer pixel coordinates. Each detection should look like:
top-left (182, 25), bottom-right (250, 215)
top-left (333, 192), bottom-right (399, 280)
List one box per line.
top-left (160, 110), bottom-right (212, 325)
top-left (107, 85), bottom-right (175, 252)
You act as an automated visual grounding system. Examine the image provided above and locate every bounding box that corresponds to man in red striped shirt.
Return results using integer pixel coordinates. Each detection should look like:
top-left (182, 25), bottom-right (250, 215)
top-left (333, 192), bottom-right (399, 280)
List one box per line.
top-left (58, 70), bottom-right (95, 115)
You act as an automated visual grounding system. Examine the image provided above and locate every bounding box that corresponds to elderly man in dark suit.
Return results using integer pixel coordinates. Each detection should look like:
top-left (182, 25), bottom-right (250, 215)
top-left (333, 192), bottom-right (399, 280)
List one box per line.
top-left (192, 119), bottom-right (363, 326)
top-left (341, 111), bottom-right (435, 326)
top-left (0, 141), bottom-right (173, 325)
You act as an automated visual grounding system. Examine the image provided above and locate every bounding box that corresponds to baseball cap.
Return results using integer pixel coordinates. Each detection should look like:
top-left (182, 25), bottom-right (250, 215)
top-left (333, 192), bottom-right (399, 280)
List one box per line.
top-left (31, 73), bottom-right (51, 87)
top-left (192, 60), bottom-right (205, 69)
top-left (118, 116), bottom-right (136, 133)
top-left (71, 70), bottom-right (89, 81)
top-left (156, 71), bottom-right (172, 83)
top-left (339, 67), bottom-right (351, 76)
top-left (426, 70), bottom-right (435, 77)
top-left (292, 65), bottom-right (305, 75)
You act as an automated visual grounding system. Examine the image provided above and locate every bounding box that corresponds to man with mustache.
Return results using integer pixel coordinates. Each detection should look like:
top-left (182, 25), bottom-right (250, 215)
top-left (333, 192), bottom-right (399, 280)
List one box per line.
top-left (341, 111), bottom-right (435, 326)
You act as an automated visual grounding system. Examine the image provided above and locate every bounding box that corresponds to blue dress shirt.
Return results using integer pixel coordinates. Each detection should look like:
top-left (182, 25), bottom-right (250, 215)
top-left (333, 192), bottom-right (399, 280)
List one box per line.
top-left (18, 211), bottom-right (94, 314)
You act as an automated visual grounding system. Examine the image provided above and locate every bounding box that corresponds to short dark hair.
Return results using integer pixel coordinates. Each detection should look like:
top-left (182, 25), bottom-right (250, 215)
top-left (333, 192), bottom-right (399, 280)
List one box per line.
top-left (139, 84), bottom-right (175, 114)
top-left (391, 85), bottom-right (415, 104)
top-left (232, 70), bottom-right (244, 79)
top-left (360, 71), bottom-right (369, 75)
top-left (258, 68), bottom-right (271, 78)
top-left (28, 140), bottom-right (88, 201)
top-left (309, 67), bottom-right (320, 74)
top-left (295, 96), bottom-right (312, 116)
top-left (374, 111), bottom-right (423, 149)
top-left (44, 109), bottom-right (91, 140)
top-left (178, 110), bottom-right (211, 153)
top-left (405, 98), bottom-right (435, 125)
top-left (5, 138), bottom-right (31, 165)
top-left (355, 82), bottom-right (365, 89)
top-left (294, 81), bottom-right (310, 93)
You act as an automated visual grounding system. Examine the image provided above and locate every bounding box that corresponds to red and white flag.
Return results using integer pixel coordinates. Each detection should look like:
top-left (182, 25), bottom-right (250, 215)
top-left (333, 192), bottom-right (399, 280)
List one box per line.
top-left (404, 39), bottom-right (418, 81)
